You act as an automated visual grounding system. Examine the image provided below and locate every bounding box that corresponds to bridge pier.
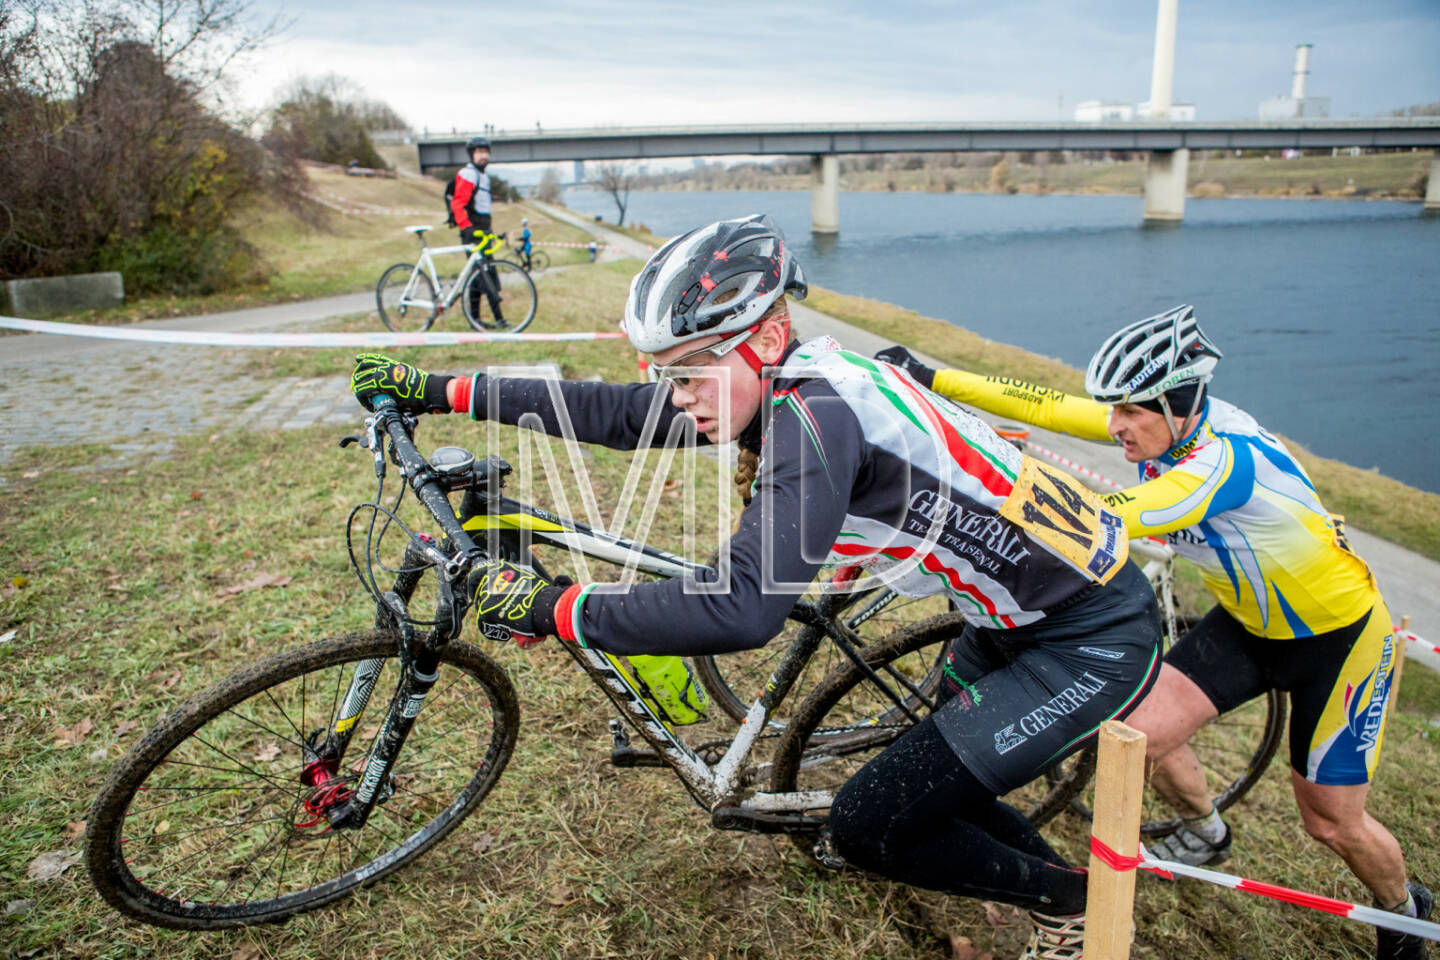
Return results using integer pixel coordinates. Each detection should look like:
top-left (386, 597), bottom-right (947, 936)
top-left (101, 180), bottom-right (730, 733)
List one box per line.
top-left (1425, 153), bottom-right (1440, 215)
top-left (810, 155), bottom-right (839, 234)
top-left (1143, 148), bottom-right (1188, 224)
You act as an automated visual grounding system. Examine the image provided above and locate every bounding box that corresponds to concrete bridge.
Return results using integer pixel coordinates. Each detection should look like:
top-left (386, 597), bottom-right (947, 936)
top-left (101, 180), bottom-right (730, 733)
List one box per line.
top-left (416, 119), bottom-right (1440, 232)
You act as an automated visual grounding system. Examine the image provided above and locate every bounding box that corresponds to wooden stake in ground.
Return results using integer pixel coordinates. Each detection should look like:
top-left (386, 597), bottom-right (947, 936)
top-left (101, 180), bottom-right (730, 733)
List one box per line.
top-left (1084, 720), bottom-right (1148, 960)
top-left (1392, 615), bottom-right (1411, 704)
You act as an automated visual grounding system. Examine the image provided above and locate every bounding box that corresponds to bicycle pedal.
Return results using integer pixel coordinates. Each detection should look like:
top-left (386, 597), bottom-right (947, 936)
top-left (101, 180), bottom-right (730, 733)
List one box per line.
top-left (610, 745), bottom-right (666, 768)
top-left (710, 806), bottom-right (827, 835)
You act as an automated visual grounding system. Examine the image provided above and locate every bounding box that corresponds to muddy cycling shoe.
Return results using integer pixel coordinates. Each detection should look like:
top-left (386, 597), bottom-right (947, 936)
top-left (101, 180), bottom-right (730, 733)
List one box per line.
top-left (1376, 881), bottom-right (1433, 960)
top-left (1146, 821), bottom-right (1232, 867)
top-left (1019, 910), bottom-right (1085, 960)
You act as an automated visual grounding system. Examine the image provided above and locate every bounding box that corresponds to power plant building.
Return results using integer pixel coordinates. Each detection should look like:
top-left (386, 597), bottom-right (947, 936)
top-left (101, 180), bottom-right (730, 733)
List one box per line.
top-left (1259, 43), bottom-right (1330, 120)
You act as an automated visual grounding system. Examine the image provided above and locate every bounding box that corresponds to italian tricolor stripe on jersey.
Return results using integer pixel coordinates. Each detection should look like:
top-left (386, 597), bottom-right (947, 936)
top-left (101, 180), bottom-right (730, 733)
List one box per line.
top-left (836, 352), bottom-right (1017, 498)
top-left (832, 540), bottom-right (1019, 629)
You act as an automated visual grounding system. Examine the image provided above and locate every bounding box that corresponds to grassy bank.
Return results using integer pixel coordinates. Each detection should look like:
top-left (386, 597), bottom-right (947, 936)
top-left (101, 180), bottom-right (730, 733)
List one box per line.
top-left (34, 168), bottom-right (595, 327)
top-left (640, 150), bottom-right (1435, 200)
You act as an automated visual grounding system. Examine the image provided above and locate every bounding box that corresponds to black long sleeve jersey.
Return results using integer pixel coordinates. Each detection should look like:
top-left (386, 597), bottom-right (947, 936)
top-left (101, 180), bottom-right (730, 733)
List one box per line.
top-left (466, 337), bottom-right (1129, 656)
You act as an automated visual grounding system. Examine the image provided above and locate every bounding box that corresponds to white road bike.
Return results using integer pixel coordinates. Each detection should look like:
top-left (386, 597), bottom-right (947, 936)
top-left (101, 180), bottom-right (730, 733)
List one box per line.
top-left (376, 226), bottom-right (537, 334)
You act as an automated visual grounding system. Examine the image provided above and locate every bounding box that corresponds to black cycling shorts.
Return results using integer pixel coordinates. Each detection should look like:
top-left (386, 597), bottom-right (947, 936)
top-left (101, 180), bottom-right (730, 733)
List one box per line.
top-left (933, 560), bottom-right (1163, 795)
top-left (1165, 600), bottom-right (1398, 785)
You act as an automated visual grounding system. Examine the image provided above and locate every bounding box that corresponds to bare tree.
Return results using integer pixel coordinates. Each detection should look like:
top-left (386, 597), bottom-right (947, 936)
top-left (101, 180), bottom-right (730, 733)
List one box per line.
top-left (0, 0), bottom-right (301, 289)
top-left (592, 162), bottom-right (634, 226)
top-left (534, 167), bottom-right (562, 204)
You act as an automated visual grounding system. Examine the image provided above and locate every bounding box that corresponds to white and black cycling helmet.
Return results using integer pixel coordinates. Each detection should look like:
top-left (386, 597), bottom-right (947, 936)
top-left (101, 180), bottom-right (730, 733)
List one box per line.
top-left (1085, 304), bottom-right (1222, 441)
top-left (623, 214), bottom-right (807, 354)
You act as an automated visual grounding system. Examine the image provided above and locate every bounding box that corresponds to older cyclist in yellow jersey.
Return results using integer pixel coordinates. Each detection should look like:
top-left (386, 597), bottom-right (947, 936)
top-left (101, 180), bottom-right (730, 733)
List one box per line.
top-left (876, 305), bottom-right (1430, 960)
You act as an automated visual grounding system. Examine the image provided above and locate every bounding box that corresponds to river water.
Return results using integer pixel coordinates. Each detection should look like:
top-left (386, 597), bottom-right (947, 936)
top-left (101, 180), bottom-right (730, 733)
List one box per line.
top-left (562, 187), bottom-right (1440, 494)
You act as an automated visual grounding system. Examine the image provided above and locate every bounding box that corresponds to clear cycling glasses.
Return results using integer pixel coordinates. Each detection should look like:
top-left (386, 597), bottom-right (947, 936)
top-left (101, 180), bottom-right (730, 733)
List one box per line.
top-left (650, 327), bottom-right (755, 391)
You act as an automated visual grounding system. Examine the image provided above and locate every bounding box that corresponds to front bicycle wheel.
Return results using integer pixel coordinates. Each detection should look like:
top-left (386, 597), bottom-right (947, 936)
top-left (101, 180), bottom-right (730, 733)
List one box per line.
top-left (85, 631), bottom-right (519, 930)
top-left (462, 259), bottom-right (536, 333)
top-left (376, 264), bottom-right (438, 332)
top-left (691, 587), bottom-right (956, 732)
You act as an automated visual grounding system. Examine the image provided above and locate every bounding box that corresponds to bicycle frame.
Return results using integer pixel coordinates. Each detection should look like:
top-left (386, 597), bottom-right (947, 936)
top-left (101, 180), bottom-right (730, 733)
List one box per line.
top-left (398, 228), bottom-right (507, 315)
top-left (323, 408), bottom-right (931, 833)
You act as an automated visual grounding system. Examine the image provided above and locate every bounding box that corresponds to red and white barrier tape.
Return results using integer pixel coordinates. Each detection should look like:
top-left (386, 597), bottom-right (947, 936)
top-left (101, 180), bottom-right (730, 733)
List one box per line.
top-left (1397, 629), bottom-right (1439, 656)
top-left (1092, 836), bottom-right (1440, 941)
top-left (0, 316), bottom-right (625, 347)
top-left (1023, 440), bottom-right (1126, 491)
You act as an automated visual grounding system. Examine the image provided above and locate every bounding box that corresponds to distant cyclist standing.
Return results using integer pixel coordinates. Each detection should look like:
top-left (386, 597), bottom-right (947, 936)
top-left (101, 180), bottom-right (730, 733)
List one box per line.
top-left (450, 135), bottom-right (494, 250)
top-left (517, 217), bottom-right (534, 270)
top-left (877, 307), bottom-right (1431, 960)
top-left (450, 135), bottom-right (502, 321)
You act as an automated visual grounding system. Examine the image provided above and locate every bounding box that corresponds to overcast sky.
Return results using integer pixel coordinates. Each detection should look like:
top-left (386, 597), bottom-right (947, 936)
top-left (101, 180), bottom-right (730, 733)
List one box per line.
top-left (236, 0), bottom-right (1439, 134)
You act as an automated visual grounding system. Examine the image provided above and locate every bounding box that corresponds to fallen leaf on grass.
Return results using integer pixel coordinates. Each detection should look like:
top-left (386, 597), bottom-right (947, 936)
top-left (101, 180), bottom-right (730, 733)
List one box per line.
top-left (54, 717), bottom-right (95, 747)
top-left (0, 629), bottom-right (16, 643)
top-left (150, 668), bottom-right (182, 690)
top-left (114, 719), bottom-right (139, 737)
top-left (62, 821), bottom-right (86, 841)
top-left (216, 573), bottom-right (292, 597)
top-left (22, 470), bottom-right (40, 479)
top-left (253, 742), bottom-right (281, 762)
top-left (27, 850), bottom-right (81, 881)
top-left (11, 575), bottom-right (28, 588)
top-left (982, 901), bottom-right (1021, 927)
top-left (471, 833), bottom-right (495, 855)
top-left (6, 899), bottom-right (35, 917)
top-left (232, 945), bottom-right (263, 960)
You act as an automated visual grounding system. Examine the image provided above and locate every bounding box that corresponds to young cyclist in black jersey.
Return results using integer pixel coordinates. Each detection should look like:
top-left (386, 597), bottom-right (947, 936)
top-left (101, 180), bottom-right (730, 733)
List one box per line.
top-left (877, 311), bottom-right (1431, 960)
top-left (350, 215), bottom-right (1164, 959)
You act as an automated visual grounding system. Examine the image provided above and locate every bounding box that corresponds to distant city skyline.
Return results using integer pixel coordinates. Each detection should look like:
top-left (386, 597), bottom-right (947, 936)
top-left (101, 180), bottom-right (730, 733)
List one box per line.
top-left (238, 1), bottom-right (1438, 135)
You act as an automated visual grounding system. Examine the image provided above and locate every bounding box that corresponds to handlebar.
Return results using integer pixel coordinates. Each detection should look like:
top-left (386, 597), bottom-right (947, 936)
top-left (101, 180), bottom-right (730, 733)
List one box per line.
top-left (368, 397), bottom-right (483, 568)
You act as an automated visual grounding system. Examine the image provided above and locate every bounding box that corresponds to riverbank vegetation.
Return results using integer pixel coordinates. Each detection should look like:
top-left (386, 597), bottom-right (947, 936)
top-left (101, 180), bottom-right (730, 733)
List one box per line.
top-left (633, 149), bottom-right (1434, 201)
top-left (0, 0), bottom-right (299, 295)
top-left (2, 261), bottom-right (1436, 960)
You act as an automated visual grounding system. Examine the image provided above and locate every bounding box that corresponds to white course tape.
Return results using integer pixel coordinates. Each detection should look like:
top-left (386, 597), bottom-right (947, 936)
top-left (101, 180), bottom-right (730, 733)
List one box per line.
top-left (0, 316), bottom-right (626, 347)
top-left (537, 241), bottom-right (609, 249)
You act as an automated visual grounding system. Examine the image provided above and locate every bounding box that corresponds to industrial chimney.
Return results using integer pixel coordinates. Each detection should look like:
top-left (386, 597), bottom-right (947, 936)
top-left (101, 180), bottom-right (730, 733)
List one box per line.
top-left (1291, 43), bottom-right (1312, 100)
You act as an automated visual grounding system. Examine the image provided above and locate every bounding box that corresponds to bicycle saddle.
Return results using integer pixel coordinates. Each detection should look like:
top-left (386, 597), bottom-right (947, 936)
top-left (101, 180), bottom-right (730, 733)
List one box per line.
top-left (406, 226), bottom-right (432, 235)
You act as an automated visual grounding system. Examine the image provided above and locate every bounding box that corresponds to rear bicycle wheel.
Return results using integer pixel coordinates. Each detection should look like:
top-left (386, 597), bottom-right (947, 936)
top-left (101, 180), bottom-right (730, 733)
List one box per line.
top-left (769, 617), bottom-right (1089, 863)
top-left (85, 631), bottom-right (519, 929)
top-left (529, 250), bottom-right (551, 271)
top-left (376, 264), bottom-right (438, 332)
top-left (691, 587), bottom-right (955, 735)
top-left (463, 259), bottom-right (536, 333)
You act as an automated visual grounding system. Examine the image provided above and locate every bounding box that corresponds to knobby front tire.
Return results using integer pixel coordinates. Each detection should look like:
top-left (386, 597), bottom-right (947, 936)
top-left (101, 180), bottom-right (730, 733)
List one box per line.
top-left (85, 631), bottom-right (519, 930)
top-left (462, 259), bottom-right (536, 333)
top-left (376, 264), bottom-right (439, 333)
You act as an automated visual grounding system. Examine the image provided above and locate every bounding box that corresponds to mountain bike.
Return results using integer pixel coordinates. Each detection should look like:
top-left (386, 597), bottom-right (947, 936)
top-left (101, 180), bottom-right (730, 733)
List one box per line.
top-left (375, 226), bottom-right (537, 334)
top-left (84, 399), bottom-right (1002, 930)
